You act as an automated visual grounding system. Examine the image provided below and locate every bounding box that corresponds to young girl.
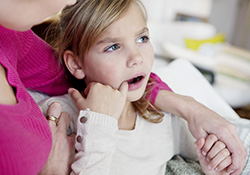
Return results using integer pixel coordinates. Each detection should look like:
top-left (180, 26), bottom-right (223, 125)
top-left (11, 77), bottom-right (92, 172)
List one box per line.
top-left (55, 1), bottom-right (246, 173)
top-left (32, 0), bottom-right (249, 174)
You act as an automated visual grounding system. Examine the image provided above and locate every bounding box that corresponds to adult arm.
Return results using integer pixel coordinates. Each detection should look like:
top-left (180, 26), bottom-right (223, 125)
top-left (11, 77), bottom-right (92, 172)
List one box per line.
top-left (0, 64), bottom-right (17, 105)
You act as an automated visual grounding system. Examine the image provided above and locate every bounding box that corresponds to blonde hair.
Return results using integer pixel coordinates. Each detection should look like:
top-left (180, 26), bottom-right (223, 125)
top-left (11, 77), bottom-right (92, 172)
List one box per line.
top-left (51, 0), bottom-right (164, 123)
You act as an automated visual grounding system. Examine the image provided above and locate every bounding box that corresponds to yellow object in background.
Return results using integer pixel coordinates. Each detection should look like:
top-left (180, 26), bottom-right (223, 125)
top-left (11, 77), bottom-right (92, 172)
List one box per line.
top-left (185, 34), bottom-right (225, 50)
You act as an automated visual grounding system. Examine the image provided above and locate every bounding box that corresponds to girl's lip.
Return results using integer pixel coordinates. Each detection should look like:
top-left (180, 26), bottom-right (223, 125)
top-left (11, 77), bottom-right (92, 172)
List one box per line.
top-left (126, 72), bottom-right (146, 83)
top-left (126, 72), bottom-right (146, 91)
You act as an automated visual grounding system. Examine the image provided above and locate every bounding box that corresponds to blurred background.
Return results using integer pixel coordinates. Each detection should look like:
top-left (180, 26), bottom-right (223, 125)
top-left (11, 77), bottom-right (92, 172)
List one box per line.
top-left (32, 0), bottom-right (250, 118)
top-left (140, 0), bottom-right (250, 118)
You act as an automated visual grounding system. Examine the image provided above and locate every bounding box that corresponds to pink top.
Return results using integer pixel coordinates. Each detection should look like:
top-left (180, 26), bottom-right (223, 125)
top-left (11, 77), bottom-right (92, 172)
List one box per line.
top-left (0, 26), bottom-right (70, 174)
top-left (147, 72), bottom-right (172, 105)
top-left (0, 25), bottom-right (171, 174)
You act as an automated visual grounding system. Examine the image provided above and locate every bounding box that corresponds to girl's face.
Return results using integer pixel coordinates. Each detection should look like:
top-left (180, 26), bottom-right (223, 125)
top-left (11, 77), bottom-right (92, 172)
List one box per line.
top-left (0, 0), bottom-right (76, 31)
top-left (82, 2), bottom-right (154, 102)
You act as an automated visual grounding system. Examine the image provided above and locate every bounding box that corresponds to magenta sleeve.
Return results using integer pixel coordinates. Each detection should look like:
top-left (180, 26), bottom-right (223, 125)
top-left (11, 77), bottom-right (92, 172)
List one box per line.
top-left (146, 72), bottom-right (173, 105)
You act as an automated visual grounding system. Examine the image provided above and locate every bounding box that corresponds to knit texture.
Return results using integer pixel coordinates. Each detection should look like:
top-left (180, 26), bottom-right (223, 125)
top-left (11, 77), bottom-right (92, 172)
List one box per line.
top-left (0, 25), bottom-right (69, 174)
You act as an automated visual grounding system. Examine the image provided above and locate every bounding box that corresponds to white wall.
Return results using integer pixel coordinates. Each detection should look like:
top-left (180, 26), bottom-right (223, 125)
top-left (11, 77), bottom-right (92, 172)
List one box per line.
top-left (209, 0), bottom-right (250, 50)
top-left (141, 0), bottom-right (213, 21)
top-left (141, 0), bottom-right (250, 50)
top-left (174, 0), bottom-right (213, 19)
top-left (232, 0), bottom-right (250, 50)
top-left (208, 0), bottom-right (238, 43)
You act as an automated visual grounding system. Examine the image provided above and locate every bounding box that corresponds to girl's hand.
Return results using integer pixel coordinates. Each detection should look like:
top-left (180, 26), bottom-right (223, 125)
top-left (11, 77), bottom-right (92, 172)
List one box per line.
top-left (195, 135), bottom-right (232, 175)
top-left (69, 82), bottom-right (128, 119)
top-left (39, 102), bottom-right (76, 175)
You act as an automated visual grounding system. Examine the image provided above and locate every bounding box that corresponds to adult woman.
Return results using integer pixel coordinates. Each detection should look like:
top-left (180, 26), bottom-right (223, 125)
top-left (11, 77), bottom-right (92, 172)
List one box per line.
top-left (0, 0), bottom-right (77, 174)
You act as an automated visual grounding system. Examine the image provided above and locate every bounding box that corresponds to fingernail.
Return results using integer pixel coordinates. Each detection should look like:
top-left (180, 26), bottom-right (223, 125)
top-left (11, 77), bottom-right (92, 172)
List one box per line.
top-left (227, 169), bottom-right (235, 173)
top-left (206, 157), bottom-right (210, 162)
top-left (202, 151), bottom-right (206, 156)
top-left (208, 165), bottom-right (211, 170)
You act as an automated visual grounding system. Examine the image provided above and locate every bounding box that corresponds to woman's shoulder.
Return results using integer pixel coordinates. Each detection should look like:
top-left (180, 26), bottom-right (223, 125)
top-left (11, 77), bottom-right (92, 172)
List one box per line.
top-left (0, 25), bottom-right (25, 46)
top-left (0, 26), bottom-right (33, 63)
top-left (0, 26), bottom-right (48, 59)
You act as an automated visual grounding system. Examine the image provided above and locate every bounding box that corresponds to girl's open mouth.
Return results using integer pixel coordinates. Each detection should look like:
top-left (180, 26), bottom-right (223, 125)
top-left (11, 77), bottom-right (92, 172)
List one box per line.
top-left (126, 74), bottom-right (145, 91)
top-left (127, 75), bottom-right (144, 85)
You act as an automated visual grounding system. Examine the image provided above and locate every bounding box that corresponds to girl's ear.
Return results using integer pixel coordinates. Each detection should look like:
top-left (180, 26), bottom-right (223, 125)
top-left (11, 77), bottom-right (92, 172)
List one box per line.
top-left (63, 50), bottom-right (85, 79)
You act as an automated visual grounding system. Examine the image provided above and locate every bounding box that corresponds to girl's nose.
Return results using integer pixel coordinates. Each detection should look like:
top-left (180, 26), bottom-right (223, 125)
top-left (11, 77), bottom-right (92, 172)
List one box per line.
top-left (127, 49), bottom-right (143, 67)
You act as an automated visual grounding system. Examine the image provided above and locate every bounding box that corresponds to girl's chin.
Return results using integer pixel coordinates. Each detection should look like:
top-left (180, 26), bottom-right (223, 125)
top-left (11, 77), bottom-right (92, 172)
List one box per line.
top-left (127, 80), bottom-right (148, 102)
top-left (126, 91), bottom-right (145, 102)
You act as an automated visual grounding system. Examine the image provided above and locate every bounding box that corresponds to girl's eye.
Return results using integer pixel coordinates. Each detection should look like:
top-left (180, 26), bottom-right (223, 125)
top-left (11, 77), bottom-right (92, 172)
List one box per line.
top-left (138, 36), bottom-right (149, 43)
top-left (105, 44), bottom-right (120, 52)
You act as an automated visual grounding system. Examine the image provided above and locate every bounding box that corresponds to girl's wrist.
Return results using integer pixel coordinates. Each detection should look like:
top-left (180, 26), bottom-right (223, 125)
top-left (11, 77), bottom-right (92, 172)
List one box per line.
top-left (155, 90), bottom-right (196, 121)
top-left (176, 96), bottom-right (199, 121)
top-left (155, 90), bottom-right (204, 123)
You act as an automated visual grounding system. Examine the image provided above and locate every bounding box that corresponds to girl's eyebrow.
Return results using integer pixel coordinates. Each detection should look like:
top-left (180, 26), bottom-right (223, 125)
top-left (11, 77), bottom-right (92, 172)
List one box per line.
top-left (96, 37), bottom-right (120, 45)
top-left (137, 27), bottom-right (149, 36)
top-left (96, 27), bottom-right (149, 45)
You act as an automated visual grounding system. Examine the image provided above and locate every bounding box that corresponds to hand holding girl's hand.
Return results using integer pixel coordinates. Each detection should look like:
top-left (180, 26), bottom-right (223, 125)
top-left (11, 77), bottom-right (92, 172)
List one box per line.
top-left (39, 102), bottom-right (76, 175)
top-left (195, 135), bottom-right (232, 175)
top-left (155, 90), bottom-right (246, 174)
top-left (69, 82), bottom-right (128, 119)
top-left (186, 102), bottom-right (246, 175)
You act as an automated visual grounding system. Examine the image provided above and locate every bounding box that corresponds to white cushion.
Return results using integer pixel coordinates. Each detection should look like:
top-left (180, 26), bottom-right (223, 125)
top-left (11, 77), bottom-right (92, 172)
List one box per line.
top-left (152, 58), bottom-right (240, 119)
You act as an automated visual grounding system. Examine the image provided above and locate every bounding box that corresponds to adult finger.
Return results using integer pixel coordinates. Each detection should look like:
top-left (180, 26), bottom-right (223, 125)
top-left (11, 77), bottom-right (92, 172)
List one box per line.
top-left (229, 143), bottom-right (247, 175)
top-left (57, 112), bottom-right (71, 134)
top-left (227, 146), bottom-right (246, 174)
top-left (228, 156), bottom-right (245, 175)
top-left (229, 134), bottom-right (247, 174)
top-left (39, 106), bottom-right (44, 114)
top-left (46, 102), bottom-right (62, 128)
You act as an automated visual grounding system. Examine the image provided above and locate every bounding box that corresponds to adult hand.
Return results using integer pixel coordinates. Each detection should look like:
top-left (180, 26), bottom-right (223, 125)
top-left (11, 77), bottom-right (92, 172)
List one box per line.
top-left (188, 105), bottom-right (247, 175)
top-left (68, 82), bottom-right (128, 119)
top-left (39, 102), bottom-right (76, 175)
top-left (155, 90), bottom-right (247, 175)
